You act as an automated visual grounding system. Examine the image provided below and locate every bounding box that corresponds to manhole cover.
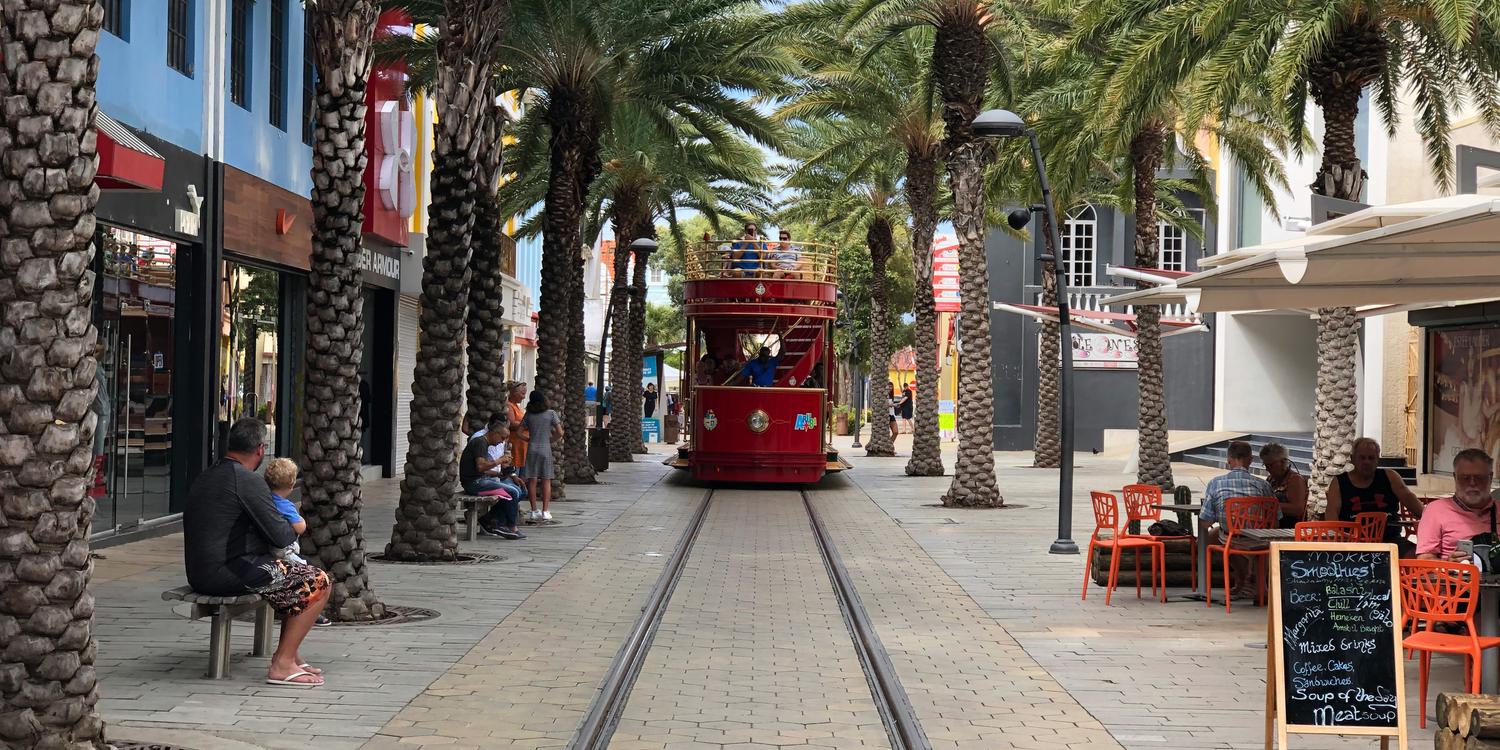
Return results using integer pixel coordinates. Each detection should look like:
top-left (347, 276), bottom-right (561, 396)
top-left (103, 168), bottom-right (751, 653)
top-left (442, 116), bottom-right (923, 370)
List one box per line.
top-left (922, 502), bottom-right (1029, 510)
top-left (325, 604), bottom-right (440, 627)
top-left (112, 743), bottom-right (200, 750)
top-left (369, 552), bottom-right (506, 565)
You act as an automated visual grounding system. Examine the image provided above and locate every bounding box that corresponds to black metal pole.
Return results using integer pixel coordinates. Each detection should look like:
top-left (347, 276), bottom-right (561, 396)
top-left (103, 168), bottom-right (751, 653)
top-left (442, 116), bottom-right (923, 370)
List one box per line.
top-left (597, 288), bottom-right (617, 427)
top-left (1029, 131), bottom-right (1078, 555)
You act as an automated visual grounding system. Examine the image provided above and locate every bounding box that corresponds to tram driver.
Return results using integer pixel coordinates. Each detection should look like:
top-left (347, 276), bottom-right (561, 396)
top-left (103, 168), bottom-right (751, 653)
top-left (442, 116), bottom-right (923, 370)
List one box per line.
top-left (739, 346), bottom-right (782, 387)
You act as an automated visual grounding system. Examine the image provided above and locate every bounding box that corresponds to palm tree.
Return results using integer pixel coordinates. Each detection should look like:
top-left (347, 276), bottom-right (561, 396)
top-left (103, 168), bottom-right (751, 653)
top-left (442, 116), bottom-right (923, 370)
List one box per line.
top-left (782, 120), bottom-right (909, 458)
top-left (1080, 0), bottom-right (1500, 506)
top-left (842, 0), bottom-right (1030, 505)
top-left (494, 0), bottom-right (784, 484)
top-left (0, 2), bottom-right (108, 746)
top-left (385, 0), bottom-right (508, 562)
top-left (299, 2), bottom-right (386, 619)
top-left (465, 79), bottom-right (510, 433)
top-left (500, 108), bottom-right (773, 464)
top-left (777, 22), bottom-right (947, 471)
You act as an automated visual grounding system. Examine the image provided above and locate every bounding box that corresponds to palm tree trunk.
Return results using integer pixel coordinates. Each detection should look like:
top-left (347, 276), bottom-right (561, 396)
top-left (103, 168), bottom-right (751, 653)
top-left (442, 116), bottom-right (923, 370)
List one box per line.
top-left (0, 2), bottom-right (108, 746)
top-left (387, 1), bottom-right (505, 561)
top-left (1305, 28), bottom-right (1381, 512)
top-left (562, 246), bottom-right (595, 484)
top-left (301, 3), bottom-right (385, 618)
top-left (904, 152), bottom-right (945, 476)
top-left (538, 95), bottom-right (601, 489)
top-left (864, 218), bottom-right (897, 457)
top-left (626, 238), bottom-right (653, 455)
top-left (605, 198), bottom-right (639, 463)
top-left (1034, 244), bottom-right (1061, 468)
top-left (933, 10), bottom-right (1001, 507)
top-left (465, 93), bottom-right (509, 432)
top-left (1129, 125), bottom-right (1174, 490)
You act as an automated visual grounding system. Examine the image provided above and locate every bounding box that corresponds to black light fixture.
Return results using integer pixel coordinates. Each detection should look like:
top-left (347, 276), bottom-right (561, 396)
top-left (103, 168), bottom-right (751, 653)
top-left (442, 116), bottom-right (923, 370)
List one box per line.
top-left (977, 108), bottom-right (1079, 555)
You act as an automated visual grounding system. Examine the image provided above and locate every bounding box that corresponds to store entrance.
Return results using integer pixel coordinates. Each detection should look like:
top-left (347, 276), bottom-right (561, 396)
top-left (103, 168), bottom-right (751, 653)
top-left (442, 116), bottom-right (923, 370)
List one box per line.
top-left (94, 228), bottom-right (179, 533)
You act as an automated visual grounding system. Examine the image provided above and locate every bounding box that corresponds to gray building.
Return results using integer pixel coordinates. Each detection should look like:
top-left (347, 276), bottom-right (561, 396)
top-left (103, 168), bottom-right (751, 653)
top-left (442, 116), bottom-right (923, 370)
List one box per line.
top-left (987, 186), bottom-right (1217, 452)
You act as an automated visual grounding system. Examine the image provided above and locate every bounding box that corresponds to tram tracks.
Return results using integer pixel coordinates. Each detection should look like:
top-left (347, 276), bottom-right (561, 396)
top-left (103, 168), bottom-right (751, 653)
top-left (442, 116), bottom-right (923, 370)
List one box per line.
top-left (568, 488), bottom-right (932, 750)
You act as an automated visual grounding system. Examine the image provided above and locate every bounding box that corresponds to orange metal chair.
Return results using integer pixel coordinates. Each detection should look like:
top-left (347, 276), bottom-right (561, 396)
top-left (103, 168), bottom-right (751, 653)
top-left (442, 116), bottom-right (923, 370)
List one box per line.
top-left (1353, 512), bottom-right (1388, 543)
top-left (1293, 520), bottom-right (1359, 542)
top-left (1400, 497), bottom-right (1442, 539)
top-left (1206, 496), bottom-right (1278, 613)
top-left (1122, 484), bottom-right (1196, 589)
top-left (1083, 491), bottom-right (1166, 606)
top-left (1399, 560), bottom-right (1500, 728)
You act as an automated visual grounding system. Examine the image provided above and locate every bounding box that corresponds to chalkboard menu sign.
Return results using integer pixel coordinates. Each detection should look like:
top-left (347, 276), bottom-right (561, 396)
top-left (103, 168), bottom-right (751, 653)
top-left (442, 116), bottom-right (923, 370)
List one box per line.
top-left (1268, 543), bottom-right (1407, 749)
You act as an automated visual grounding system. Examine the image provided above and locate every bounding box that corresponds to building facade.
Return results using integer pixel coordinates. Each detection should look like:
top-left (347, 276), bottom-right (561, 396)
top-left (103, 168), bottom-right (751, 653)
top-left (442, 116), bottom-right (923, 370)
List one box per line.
top-left (89, 2), bottom-right (419, 540)
top-left (986, 169), bottom-right (1218, 452)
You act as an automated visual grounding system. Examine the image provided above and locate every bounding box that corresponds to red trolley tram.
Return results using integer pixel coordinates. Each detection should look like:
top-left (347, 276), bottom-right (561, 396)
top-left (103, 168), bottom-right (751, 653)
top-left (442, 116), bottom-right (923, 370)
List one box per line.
top-left (666, 237), bottom-right (851, 483)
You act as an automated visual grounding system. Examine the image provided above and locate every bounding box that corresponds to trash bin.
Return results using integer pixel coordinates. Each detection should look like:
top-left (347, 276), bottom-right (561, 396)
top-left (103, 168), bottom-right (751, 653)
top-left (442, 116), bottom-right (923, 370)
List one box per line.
top-left (663, 417), bottom-right (679, 444)
top-left (588, 427), bottom-right (609, 471)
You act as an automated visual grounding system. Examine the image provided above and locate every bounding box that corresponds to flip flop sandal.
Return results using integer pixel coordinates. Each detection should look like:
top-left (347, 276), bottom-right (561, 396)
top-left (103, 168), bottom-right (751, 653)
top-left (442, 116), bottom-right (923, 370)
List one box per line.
top-left (265, 669), bottom-right (322, 687)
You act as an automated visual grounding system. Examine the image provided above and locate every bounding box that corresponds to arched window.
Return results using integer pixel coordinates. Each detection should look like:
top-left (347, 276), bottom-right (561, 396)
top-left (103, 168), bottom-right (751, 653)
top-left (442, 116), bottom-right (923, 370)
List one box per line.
top-left (1061, 205), bottom-right (1097, 287)
top-left (1157, 220), bottom-right (1187, 272)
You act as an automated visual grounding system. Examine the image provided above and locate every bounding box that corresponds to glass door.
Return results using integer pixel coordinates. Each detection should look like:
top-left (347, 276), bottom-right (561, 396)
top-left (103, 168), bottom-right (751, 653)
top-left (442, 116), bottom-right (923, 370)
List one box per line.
top-left (94, 228), bottom-right (178, 534)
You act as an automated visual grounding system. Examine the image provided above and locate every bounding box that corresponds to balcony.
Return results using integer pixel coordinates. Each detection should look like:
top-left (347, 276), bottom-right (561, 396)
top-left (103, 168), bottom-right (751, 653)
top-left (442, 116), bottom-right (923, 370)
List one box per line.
top-left (1024, 284), bottom-right (1201, 322)
top-left (685, 240), bottom-right (838, 284)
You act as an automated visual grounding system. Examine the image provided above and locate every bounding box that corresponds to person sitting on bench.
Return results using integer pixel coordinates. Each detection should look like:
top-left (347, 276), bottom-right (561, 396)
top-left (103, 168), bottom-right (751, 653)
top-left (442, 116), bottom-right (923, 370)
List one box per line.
top-left (461, 415), bottom-right (527, 539)
top-left (183, 418), bottom-right (330, 687)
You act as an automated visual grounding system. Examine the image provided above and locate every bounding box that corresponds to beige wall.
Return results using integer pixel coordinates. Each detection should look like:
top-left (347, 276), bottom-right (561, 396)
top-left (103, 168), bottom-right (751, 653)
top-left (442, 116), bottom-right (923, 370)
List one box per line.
top-left (1377, 97), bottom-right (1500, 466)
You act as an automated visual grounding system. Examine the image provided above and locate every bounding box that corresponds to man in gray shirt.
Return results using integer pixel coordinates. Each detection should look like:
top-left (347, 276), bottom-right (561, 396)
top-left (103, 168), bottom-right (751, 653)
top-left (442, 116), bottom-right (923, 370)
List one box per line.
top-left (183, 419), bottom-right (330, 687)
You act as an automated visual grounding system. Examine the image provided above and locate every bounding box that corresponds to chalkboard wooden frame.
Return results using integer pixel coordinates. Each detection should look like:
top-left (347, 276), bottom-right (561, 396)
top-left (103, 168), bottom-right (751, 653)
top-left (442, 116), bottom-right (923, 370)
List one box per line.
top-left (1266, 542), bottom-right (1408, 750)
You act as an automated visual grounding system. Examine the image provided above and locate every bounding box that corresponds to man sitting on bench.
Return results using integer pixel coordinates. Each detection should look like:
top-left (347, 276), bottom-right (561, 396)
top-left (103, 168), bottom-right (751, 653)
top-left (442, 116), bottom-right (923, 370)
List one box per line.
top-left (184, 418), bottom-right (330, 687)
top-left (462, 415), bottom-right (527, 539)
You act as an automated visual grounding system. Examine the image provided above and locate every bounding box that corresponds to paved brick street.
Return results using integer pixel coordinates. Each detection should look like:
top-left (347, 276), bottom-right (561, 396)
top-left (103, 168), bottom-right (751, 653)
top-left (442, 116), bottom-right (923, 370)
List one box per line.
top-left (88, 443), bottom-right (1465, 749)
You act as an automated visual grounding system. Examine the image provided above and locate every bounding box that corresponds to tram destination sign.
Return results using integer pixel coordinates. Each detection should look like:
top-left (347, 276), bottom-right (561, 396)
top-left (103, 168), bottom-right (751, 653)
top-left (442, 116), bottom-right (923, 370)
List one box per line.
top-left (1267, 543), bottom-right (1407, 748)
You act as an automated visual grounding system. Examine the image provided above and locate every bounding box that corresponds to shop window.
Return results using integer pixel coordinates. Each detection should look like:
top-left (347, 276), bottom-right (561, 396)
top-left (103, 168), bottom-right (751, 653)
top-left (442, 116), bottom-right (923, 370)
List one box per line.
top-left (1158, 220), bottom-right (1186, 272)
top-left (94, 227), bottom-right (180, 534)
top-left (230, 0), bottom-right (252, 109)
top-left (220, 262), bottom-right (284, 457)
top-left (269, 0), bottom-right (288, 130)
top-left (104, 0), bottom-right (128, 39)
top-left (302, 20), bottom-right (316, 145)
top-left (1061, 204), bottom-right (1096, 288)
top-left (167, 0), bottom-right (192, 76)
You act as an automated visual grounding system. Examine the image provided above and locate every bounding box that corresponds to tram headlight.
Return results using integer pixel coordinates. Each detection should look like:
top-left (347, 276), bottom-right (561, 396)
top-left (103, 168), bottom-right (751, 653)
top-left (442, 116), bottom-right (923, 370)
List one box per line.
top-left (747, 409), bottom-right (770, 433)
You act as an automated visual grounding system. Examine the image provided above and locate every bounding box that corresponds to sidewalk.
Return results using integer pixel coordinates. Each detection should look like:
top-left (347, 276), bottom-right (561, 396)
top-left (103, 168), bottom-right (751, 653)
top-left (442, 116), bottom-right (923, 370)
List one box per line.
top-left (836, 436), bottom-right (1464, 749)
top-left (88, 441), bottom-right (1463, 749)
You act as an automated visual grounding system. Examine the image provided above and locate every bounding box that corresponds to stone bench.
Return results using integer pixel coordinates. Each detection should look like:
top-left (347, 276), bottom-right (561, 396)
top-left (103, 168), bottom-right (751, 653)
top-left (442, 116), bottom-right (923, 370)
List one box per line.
top-left (161, 585), bottom-right (274, 679)
top-left (457, 494), bottom-right (497, 541)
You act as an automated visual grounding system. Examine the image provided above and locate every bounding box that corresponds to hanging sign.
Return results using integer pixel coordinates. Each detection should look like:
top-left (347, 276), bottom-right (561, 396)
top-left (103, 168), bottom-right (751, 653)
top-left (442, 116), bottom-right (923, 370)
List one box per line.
top-left (1267, 543), bottom-right (1407, 749)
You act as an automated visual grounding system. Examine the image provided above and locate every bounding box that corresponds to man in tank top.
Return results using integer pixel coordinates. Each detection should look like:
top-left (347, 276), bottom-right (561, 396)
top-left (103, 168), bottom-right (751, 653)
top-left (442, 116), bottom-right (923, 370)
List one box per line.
top-left (1324, 437), bottom-right (1424, 549)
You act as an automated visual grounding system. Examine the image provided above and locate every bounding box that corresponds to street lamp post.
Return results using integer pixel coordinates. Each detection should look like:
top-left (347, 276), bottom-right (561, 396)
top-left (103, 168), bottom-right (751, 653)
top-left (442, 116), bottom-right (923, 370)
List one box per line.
top-left (974, 109), bottom-right (1079, 555)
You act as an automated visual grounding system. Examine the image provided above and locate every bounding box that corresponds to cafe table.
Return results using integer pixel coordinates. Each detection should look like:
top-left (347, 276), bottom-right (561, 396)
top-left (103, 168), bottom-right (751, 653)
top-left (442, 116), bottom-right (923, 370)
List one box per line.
top-left (1150, 503), bottom-right (1206, 598)
top-left (1481, 576), bottom-right (1500, 693)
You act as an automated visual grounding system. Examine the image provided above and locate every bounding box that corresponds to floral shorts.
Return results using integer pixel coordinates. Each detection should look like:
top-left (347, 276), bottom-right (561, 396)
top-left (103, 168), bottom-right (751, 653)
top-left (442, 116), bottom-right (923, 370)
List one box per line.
top-left (255, 560), bottom-right (330, 616)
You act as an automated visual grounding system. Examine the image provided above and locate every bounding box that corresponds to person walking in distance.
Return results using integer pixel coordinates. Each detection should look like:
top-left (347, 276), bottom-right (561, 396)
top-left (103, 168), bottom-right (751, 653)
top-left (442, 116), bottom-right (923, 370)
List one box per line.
top-left (523, 391), bottom-right (564, 523)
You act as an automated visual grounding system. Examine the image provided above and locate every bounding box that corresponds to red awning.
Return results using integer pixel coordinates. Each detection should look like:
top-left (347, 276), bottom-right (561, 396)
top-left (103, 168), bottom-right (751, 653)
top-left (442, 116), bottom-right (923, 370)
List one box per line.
top-left (95, 112), bottom-right (165, 191)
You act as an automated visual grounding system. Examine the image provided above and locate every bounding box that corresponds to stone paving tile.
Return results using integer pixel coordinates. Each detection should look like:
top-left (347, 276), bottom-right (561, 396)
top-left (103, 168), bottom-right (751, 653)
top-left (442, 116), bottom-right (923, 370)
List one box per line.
top-left (360, 476), bottom-right (708, 749)
top-left (94, 457), bottom-right (676, 750)
top-left (610, 490), bottom-right (890, 750)
top-left (807, 482), bottom-right (1124, 750)
top-left (837, 441), bottom-right (1461, 750)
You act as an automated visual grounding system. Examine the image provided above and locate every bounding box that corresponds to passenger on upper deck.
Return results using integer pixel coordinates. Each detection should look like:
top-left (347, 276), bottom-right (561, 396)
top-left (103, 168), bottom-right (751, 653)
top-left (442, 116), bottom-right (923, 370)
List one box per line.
top-left (739, 346), bottom-right (781, 387)
top-left (768, 229), bottom-right (802, 279)
top-left (730, 222), bottom-right (765, 276)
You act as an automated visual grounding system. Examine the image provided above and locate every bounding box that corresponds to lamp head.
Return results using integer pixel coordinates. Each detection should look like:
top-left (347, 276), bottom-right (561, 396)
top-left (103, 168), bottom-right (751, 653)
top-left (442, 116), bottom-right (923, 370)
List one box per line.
top-left (1006, 208), bottom-right (1032, 231)
top-left (629, 237), bottom-right (658, 253)
top-left (972, 109), bottom-right (1029, 138)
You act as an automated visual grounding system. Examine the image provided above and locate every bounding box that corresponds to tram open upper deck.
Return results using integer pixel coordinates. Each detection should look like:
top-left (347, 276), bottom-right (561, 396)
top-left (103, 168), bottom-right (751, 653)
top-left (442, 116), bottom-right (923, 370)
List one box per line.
top-left (666, 238), bottom-right (851, 484)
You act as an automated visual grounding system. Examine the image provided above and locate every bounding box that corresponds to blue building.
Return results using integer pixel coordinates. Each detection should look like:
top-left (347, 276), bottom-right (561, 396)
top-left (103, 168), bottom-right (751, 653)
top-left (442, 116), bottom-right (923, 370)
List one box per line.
top-left (90, 1), bottom-right (408, 542)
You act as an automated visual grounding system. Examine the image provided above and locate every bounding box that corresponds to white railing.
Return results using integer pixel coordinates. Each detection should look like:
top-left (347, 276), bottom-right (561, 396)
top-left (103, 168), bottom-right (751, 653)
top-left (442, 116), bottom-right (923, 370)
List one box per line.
top-left (1030, 286), bottom-right (1199, 322)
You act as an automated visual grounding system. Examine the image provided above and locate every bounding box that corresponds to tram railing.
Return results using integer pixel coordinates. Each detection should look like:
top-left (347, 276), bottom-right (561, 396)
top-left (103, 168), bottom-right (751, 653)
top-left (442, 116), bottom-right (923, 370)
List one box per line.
top-left (684, 240), bottom-right (838, 283)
